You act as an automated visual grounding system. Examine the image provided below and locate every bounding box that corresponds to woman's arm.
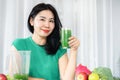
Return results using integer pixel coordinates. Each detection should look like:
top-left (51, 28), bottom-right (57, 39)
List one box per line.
top-left (59, 36), bottom-right (80, 80)
top-left (11, 45), bottom-right (18, 51)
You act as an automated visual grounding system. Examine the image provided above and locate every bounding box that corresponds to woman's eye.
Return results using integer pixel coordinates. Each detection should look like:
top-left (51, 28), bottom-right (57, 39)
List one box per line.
top-left (50, 20), bottom-right (54, 23)
top-left (40, 19), bottom-right (45, 21)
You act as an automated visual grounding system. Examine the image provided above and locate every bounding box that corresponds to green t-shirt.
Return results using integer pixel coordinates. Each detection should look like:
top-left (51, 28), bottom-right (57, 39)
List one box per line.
top-left (12, 36), bottom-right (67, 80)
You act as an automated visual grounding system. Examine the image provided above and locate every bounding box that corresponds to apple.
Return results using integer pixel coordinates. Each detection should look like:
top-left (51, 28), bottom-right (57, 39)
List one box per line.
top-left (88, 73), bottom-right (99, 80)
top-left (77, 72), bottom-right (88, 80)
top-left (0, 74), bottom-right (7, 80)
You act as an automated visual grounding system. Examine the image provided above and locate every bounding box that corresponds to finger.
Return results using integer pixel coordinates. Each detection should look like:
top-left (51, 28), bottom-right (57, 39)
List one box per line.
top-left (69, 39), bottom-right (80, 48)
top-left (68, 36), bottom-right (75, 40)
top-left (71, 42), bottom-right (80, 50)
top-left (69, 36), bottom-right (79, 43)
top-left (69, 39), bottom-right (77, 46)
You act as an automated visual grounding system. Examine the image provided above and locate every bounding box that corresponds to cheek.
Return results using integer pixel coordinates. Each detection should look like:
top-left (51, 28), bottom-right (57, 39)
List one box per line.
top-left (34, 22), bottom-right (41, 27)
top-left (33, 19), bottom-right (42, 27)
top-left (34, 27), bottom-right (39, 33)
top-left (51, 24), bottom-right (55, 30)
top-left (52, 26), bottom-right (55, 30)
top-left (51, 26), bottom-right (55, 33)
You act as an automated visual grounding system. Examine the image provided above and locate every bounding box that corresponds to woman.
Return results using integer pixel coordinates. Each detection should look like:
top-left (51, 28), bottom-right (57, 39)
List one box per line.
top-left (11, 3), bottom-right (80, 80)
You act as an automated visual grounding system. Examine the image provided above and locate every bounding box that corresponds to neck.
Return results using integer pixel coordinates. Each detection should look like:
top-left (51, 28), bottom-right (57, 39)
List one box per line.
top-left (32, 33), bottom-right (46, 46)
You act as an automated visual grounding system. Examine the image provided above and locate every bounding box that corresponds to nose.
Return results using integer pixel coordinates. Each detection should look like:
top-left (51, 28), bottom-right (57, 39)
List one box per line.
top-left (44, 21), bottom-right (50, 28)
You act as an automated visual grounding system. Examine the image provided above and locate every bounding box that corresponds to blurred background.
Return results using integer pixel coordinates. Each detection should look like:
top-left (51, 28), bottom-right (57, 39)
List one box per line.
top-left (0, 0), bottom-right (120, 77)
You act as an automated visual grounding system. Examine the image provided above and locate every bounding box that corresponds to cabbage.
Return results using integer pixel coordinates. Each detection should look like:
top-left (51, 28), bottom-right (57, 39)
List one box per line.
top-left (92, 67), bottom-right (114, 80)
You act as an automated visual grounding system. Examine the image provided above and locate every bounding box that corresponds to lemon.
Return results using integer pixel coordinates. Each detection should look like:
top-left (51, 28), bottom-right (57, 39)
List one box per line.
top-left (88, 73), bottom-right (99, 80)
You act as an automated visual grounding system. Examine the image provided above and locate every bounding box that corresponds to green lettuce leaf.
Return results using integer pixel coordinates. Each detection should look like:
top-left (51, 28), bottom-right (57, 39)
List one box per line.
top-left (92, 67), bottom-right (114, 80)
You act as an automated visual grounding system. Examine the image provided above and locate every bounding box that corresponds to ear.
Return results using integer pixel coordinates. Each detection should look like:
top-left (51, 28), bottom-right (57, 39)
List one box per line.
top-left (30, 17), bottom-right (34, 26)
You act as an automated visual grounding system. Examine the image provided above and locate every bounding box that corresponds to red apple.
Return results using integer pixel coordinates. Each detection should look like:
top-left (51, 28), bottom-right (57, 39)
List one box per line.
top-left (0, 74), bottom-right (7, 80)
top-left (77, 72), bottom-right (88, 80)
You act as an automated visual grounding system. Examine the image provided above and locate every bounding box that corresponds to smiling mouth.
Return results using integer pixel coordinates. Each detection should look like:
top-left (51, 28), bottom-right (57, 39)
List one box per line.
top-left (42, 29), bottom-right (50, 33)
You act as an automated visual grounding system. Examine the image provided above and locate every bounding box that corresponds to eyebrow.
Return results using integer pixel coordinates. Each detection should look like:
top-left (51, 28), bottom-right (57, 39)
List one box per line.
top-left (40, 16), bottom-right (54, 20)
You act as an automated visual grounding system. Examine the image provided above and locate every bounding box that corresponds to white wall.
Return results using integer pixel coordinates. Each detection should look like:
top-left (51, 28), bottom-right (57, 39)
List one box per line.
top-left (0, 0), bottom-right (6, 73)
top-left (112, 0), bottom-right (120, 76)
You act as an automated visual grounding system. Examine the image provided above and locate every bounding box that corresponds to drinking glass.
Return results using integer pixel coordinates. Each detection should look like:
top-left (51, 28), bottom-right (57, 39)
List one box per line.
top-left (61, 28), bottom-right (72, 49)
top-left (6, 50), bottom-right (31, 80)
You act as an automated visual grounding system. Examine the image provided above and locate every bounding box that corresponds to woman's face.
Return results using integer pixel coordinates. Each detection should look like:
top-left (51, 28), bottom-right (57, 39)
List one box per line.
top-left (30, 10), bottom-right (55, 38)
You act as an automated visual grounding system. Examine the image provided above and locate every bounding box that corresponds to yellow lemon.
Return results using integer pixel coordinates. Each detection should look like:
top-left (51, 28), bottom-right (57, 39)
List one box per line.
top-left (88, 73), bottom-right (99, 80)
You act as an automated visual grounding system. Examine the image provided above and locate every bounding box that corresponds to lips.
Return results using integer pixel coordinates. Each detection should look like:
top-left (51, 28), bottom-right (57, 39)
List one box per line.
top-left (42, 29), bottom-right (50, 33)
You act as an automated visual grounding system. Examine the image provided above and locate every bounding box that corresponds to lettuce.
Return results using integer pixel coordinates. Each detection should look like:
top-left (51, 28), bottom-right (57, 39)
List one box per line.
top-left (92, 67), bottom-right (114, 80)
top-left (113, 77), bottom-right (120, 80)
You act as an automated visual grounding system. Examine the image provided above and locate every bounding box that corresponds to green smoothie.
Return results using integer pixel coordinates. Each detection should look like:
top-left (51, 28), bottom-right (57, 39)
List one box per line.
top-left (61, 28), bottom-right (71, 49)
top-left (14, 73), bottom-right (28, 80)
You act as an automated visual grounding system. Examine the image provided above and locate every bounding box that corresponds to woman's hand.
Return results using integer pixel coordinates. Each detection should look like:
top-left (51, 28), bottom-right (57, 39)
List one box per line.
top-left (68, 36), bottom-right (80, 51)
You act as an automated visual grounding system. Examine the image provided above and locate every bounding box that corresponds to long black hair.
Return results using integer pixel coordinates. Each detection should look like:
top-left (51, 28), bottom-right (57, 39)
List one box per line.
top-left (27, 3), bottom-right (62, 55)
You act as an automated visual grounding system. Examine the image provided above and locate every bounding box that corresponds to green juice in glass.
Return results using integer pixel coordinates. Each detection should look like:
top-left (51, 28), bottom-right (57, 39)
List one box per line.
top-left (14, 73), bottom-right (28, 80)
top-left (61, 28), bottom-right (71, 49)
top-left (6, 73), bottom-right (28, 80)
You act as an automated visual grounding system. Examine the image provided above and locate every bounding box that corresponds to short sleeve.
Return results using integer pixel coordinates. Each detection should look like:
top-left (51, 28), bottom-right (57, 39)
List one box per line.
top-left (12, 38), bottom-right (27, 50)
top-left (56, 46), bottom-right (67, 59)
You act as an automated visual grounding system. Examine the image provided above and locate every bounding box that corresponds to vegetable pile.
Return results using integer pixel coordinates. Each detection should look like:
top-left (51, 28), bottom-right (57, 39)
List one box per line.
top-left (75, 64), bottom-right (120, 80)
